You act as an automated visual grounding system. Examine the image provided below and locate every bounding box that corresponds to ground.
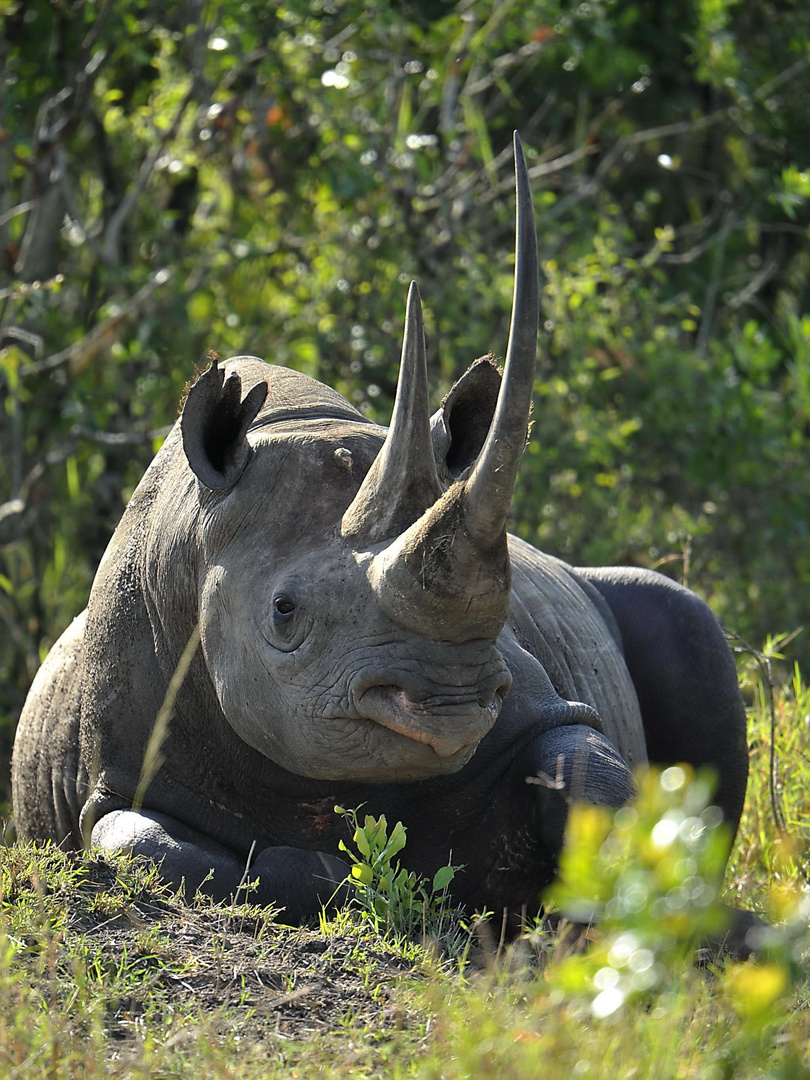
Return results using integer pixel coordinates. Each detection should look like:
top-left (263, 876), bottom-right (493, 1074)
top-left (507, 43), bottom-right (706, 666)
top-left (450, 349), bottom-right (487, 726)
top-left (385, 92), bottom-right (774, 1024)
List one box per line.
top-left (0, 844), bottom-right (428, 1061)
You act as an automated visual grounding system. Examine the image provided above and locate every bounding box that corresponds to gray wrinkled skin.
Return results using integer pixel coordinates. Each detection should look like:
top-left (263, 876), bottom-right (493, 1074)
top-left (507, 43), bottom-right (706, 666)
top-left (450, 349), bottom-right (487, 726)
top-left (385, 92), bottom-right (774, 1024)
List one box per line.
top-left (12, 140), bottom-right (748, 925)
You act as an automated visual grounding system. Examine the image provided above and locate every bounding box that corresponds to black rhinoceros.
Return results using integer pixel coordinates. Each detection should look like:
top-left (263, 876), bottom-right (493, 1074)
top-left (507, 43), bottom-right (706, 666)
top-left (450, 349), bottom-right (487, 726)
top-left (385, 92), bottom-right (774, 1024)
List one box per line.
top-left (11, 137), bottom-right (748, 924)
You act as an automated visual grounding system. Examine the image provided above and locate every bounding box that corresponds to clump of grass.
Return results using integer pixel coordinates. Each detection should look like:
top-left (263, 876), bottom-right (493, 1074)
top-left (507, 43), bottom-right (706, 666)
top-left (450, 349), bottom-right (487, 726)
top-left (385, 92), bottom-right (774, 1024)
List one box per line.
top-left (544, 765), bottom-right (733, 1011)
top-left (729, 636), bottom-right (810, 909)
top-left (545, 765), bottom-right (808, 1009)
top-left (0, 845), bottom-right (198, 1076)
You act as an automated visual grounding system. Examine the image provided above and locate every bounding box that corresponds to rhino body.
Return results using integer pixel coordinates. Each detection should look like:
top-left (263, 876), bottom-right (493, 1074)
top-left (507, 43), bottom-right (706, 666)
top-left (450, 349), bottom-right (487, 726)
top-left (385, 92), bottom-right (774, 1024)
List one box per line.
top-left (12, 140), bottom-right (748, 923)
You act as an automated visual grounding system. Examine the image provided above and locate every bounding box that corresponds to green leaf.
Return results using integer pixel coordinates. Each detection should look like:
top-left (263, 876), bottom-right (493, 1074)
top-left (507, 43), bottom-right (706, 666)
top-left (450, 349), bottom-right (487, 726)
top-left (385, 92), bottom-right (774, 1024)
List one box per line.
top-left (353, 828), bottom-right (371, 859)
top-left (66, 457), bottom-right (80, 504)
top-left (351, 863), bottom-right (373, 885)
top-left (432, 865), bottom-right (455, 892)
top-left (386, 820), bottom-right (407, 858)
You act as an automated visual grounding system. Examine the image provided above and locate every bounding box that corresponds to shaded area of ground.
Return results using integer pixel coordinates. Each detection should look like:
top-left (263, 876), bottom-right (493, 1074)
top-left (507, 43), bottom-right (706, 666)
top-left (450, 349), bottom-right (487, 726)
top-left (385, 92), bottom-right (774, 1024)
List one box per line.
top-left (2, 847), bottom-right (426, 1052)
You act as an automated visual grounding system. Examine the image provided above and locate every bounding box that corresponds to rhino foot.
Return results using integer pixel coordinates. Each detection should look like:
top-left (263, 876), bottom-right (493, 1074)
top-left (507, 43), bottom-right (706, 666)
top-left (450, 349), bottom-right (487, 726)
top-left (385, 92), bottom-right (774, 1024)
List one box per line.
top-left (91, 809), bottom-right (349, 922)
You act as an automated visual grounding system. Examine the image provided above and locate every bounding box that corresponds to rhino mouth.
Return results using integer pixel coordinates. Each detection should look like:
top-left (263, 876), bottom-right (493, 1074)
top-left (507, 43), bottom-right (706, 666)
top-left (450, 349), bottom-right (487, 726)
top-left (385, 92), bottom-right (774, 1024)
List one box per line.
top-left (356, 684), bottom-right (502, 759)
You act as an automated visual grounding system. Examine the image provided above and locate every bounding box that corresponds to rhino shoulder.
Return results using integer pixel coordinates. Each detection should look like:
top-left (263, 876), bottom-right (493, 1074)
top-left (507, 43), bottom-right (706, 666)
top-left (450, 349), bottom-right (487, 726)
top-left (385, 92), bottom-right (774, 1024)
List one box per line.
top-left (505, 535), bottom-right (647, 770)
top-left (12, 611), bottom-right (88, 847)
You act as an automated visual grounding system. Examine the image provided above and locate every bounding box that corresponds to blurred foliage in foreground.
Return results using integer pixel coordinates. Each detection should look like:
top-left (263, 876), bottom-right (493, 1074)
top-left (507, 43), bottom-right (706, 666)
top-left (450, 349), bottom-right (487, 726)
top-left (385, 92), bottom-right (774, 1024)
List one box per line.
top-left (1, 0), bottom-right (810, 807)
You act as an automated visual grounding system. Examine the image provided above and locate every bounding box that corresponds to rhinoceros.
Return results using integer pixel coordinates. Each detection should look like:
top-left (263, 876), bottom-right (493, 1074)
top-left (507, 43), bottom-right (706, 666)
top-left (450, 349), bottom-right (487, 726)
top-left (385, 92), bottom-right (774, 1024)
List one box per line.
top-left (12, 136), bottom-right (748, 924)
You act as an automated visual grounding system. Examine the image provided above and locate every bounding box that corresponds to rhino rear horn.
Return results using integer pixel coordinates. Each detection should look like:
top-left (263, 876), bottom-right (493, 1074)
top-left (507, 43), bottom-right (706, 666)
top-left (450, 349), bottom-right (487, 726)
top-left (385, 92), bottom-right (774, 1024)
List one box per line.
top-left (181, 358), bottom-right (268, 490)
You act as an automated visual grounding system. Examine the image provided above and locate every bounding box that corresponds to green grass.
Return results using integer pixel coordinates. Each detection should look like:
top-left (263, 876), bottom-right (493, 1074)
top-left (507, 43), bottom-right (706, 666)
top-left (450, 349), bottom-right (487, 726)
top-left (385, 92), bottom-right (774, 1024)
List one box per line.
top-left (2, 658), bottom-right (809, 1079)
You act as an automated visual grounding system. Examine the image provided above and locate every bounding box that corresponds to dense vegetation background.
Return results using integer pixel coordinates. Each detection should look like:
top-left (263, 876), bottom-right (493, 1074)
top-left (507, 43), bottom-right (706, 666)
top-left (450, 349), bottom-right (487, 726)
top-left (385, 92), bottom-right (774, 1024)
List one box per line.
top-left (1, 0), bottom-right (809, 814)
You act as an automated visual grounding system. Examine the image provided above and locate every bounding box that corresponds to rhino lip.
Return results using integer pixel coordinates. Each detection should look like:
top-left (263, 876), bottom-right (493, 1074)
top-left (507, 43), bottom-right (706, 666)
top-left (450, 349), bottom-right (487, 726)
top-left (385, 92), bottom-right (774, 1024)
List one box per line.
top-left (357, 685), bottom-right (501, 758)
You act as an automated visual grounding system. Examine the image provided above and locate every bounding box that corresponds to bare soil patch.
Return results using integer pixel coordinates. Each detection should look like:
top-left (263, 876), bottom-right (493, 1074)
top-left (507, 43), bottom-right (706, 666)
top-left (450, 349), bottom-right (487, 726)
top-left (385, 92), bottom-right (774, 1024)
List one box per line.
top-left (7, 849), bottom-right (427, 1049)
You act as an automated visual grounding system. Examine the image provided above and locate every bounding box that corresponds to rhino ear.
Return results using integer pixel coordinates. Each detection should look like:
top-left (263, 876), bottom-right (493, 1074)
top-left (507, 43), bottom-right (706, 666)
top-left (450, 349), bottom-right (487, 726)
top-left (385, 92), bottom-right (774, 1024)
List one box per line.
top-left (429, 357), bottom-right (502, 482)
top-left (181, 359), bottom-right (268, 490)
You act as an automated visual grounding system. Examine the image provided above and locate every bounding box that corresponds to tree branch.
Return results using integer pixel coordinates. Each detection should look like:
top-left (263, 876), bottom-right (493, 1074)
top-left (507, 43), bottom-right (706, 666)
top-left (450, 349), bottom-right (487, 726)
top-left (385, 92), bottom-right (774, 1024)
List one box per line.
top-left (100, 86), bottom-right (196, 266)
top-left (0, 424), bottom-right (170, 542)
top-left (696, 215), bottom-right (734, 358)
top-left (721, 258), bottom-right (780, 314)
top-left (19, 269), bottom-right (172, 376)
top-left (0, 201), bottom-right (35, 229)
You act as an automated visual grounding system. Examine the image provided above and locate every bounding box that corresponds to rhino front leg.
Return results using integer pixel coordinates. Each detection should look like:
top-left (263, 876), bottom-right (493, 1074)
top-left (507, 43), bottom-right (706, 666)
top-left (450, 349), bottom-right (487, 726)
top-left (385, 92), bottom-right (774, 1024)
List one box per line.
top-left (91, 810), bottom-right (348, 922)
top-left (527, 724), bottom-right (636, 866)
top-left (498, 634), bottom-right (636, 849)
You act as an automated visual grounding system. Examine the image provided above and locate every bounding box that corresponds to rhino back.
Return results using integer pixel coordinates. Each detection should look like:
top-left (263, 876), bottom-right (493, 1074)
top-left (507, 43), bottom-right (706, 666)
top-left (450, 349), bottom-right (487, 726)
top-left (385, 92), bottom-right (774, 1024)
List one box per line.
top-left (507, 535), bottom-right (647, 770)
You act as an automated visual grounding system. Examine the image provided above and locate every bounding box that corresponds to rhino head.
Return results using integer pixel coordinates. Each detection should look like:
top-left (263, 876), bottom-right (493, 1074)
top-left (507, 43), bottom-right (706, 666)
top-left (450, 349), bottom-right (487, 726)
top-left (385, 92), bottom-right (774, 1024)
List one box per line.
top-left (174, 135), bottom-right (588, 787)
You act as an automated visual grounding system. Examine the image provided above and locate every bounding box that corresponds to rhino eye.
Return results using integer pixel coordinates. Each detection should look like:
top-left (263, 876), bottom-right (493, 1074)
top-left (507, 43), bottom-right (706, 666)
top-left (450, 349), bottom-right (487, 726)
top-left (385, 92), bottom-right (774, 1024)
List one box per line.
top-left (262, 591), bottom-right (307, 653)
top-left (273, 594), bottom-right (296, 620)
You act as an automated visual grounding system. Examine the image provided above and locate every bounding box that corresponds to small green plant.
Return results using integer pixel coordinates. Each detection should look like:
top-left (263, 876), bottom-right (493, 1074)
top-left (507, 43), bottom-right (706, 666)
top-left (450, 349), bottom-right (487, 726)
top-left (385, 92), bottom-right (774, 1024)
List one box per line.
top-left (332, 805), bottom-right (461, 944)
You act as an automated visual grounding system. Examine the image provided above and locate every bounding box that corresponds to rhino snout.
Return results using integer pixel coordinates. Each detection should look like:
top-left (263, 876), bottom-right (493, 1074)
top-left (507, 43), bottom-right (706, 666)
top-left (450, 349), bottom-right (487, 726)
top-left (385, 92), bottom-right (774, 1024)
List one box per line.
top-left (356, 683), bottom-right (504, 758)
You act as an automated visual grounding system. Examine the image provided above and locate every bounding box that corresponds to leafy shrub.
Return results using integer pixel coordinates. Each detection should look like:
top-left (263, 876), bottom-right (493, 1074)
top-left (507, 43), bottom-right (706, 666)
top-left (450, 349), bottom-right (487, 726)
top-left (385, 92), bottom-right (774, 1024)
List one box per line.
top-left (543, 766), bottom-right (808, 1028)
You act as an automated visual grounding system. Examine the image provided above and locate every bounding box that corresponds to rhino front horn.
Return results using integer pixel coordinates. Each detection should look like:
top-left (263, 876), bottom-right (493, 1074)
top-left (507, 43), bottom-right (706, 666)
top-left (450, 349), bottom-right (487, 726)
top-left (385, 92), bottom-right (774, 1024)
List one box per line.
top-left (369, 132), bottom-right (539, 641)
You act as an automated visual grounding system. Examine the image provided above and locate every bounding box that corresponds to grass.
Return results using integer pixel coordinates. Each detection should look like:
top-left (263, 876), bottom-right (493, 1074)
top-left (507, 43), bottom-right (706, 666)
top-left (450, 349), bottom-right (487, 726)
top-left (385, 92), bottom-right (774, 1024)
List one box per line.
top-left (1, 653), bottom-right (809, 1079)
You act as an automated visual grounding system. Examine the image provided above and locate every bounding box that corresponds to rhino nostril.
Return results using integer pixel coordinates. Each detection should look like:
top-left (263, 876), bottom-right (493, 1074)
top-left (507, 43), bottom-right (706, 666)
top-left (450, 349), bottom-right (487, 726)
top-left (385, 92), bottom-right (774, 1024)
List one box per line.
top-left (480, 672), bottom-right (511, 710)
top-left (479, 690), bottom-right (503, 715)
